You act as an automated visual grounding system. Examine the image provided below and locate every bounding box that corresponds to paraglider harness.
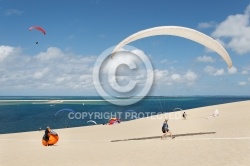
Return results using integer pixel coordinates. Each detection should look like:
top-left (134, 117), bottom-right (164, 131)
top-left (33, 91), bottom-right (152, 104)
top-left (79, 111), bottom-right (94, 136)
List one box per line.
top-left (162, 123), bottom-right (169, 133)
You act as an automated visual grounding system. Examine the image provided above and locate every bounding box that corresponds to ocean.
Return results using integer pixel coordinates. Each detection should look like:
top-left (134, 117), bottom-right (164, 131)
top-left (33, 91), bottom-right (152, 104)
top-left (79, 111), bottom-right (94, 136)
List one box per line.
top-left (0, 96), bottom-right (250, 134)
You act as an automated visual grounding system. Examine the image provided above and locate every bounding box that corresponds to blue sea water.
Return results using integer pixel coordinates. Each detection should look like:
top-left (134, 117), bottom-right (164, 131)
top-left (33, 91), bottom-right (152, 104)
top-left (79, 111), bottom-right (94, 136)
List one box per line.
top-left (0, 96), bottom-right (250, 134)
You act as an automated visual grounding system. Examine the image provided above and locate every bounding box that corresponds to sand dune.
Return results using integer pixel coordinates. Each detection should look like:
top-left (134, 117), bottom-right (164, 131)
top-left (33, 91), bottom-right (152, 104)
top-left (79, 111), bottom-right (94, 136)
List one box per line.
top-left (1, 100), bottom-right (250, 166)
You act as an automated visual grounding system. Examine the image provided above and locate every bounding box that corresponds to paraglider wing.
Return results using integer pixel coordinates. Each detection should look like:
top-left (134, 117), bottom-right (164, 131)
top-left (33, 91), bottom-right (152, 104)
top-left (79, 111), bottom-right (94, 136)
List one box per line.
top-left (108, 119), bottom-right (116, 125)
top-left (29, 26), bottom-right (46, 35)
top-left (87, 120), bottom-right (97, 125)
top-left (55, 108), bottom-right (75, 116)
top-left (108, 118), bottom-right (120, 125)
top-left (173, 108), bottom-right (182, 111)
top-left (112, 26), bottom-right (232, 68)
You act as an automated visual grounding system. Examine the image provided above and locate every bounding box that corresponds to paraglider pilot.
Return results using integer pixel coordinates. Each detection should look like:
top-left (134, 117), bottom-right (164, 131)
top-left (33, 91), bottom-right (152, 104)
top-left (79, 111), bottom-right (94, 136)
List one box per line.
top-left (44, 126), bottom-right (51, 146)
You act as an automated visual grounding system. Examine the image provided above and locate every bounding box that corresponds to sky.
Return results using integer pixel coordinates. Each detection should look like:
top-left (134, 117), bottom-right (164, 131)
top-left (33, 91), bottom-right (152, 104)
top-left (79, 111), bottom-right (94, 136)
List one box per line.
top-left (0, 0), bottom-right (250, 96)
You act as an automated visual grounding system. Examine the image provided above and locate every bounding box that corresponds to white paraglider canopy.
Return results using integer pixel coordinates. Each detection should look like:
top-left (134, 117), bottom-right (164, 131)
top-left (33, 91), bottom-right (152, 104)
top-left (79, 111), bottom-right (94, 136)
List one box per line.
top-left (112, 26), bottom-right (232, 68)
top-left (207, 109), bottom-right (220, 119)
top-left (87, 120), bottom-right (97, 125)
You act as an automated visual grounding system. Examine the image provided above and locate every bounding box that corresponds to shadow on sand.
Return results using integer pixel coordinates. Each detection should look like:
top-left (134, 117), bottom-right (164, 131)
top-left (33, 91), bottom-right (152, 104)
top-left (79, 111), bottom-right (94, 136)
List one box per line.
top-left (111, 132), bottom-right (216, 142)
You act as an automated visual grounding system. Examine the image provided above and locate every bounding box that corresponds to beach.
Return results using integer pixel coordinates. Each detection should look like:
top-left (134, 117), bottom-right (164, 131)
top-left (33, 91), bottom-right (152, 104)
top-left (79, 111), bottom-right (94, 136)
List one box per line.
top-left (1, 100), bottom-right (250, 166)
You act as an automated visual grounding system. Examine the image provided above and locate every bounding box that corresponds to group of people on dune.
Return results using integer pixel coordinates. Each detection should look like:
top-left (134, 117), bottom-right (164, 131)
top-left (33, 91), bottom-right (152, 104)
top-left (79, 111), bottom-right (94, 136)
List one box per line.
top-left (42, 109), bottom-right (220, 144)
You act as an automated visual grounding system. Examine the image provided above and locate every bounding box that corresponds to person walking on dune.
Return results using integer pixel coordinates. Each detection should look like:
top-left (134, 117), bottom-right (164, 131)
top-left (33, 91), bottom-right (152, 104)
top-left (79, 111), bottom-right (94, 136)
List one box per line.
top-left (161, 119), bottom-right (175, 139)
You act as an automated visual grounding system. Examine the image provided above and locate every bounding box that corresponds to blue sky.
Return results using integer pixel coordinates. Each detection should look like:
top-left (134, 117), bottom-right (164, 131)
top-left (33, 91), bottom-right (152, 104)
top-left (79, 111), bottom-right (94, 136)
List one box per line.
top-left (0, 0), bottom-right (250, 96)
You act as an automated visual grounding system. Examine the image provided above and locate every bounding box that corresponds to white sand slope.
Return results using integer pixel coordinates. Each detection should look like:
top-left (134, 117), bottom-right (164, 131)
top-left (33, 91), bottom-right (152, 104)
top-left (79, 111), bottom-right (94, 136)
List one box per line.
top-left (1, 100), bottom-right (250, 166)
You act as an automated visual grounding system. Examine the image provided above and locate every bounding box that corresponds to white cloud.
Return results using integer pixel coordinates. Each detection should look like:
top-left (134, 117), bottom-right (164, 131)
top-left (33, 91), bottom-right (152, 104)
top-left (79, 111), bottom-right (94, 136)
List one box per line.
top-left (0, 46), bottom-right (96, 92)
top-left (0, 45), bottom-right (20, 62)
top-left (33, 67), bottom-right (49, 79)
top-left (36, 47), bottom-right (64, 61)
top-left (241, 70), bottom-right (249, 75)
top-left (204, 66), bottom-right (225, 76)
top-left (153, 69), bottom-right (171, 85)
top-left (153, 69), bottom-right (198, 87)
top-left (213, 68), bottom-right (224, 76)
top-left (198, 22), bottom-right (215, 29)
top-left (238, 81), bottom-right (247, 86)
top-left (196, 55), bottom-right (215, 63)
top-left (212, 5), bottom-right (250, 54)
top-left (228, 66), bottom-right (237, 74)
top-left (243, 65), bottom-right (250, 70)
top-left (68, 35), bottom-right (75, 39)
top-left (184, 70), bottom-right (198, 82)
top-left (5, 9), bottom-right (23, 16)
top-left (90, 0), bottom-right (99, 4)
top-left (171, 73), bottom-right (181, 81)
top-left (204, 66), bottom-right (216, 75)
top-left (98, 34), bottom-right (106, 38)
top-left (160, 59), bottom-right (177, 64)
top-left (154, 69), bottom-right (168, 79)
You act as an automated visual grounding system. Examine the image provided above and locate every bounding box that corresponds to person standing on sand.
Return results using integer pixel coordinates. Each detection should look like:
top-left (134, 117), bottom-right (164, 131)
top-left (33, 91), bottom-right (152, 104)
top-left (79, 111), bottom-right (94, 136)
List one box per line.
top-left (182, 112), bottom-right (187, 120)
top-left (161, 119), bottom-right (175, 139)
